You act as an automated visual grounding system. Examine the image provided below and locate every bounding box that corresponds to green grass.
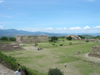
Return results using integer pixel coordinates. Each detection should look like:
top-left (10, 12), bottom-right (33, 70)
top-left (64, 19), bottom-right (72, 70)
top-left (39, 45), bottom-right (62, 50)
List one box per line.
top-left (0, 40), bottom-right (16, 43)
top-left (2, 40), bottom-right (100, 75)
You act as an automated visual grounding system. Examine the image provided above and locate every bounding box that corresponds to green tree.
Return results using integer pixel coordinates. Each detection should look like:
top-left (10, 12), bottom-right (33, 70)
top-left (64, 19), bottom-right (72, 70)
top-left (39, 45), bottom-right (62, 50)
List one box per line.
top-left (78, 35), bottom-right (85, 39)
top-left (86, 39), bottom-right (89, 43)
top-left (48, 68), bottom-right (63, 75)
top-left (51, 36), bottom-right (58, 42)
top-left (66, 36), bottom-right (72, 40)
top-left (9, 37), bottom-right (16, 41)
top-left (1, 36), bottom-right (8, 41)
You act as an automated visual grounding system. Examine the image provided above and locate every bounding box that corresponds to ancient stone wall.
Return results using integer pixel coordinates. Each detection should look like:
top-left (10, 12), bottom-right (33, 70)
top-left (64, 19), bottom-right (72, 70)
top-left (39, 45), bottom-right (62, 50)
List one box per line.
top-left (16, 35), bottom-right (49, 43)
top-left (0, 43), bottom-right (23, 51)
top-left (89, 45), bottom-right (100, 58)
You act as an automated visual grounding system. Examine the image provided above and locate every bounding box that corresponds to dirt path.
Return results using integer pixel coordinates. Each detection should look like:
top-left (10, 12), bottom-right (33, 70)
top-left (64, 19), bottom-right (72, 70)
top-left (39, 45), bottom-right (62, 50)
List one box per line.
top-left (23, 46), bottom-right (37, 50)
top-left (0, 64), bottom-right (14, 75)
top-left (84, 53), bottom-right (100, 62)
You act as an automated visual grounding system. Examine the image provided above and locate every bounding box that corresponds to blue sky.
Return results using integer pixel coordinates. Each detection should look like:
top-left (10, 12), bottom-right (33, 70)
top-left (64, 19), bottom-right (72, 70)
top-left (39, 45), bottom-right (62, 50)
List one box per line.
top-left (0, 0), bottom-right (100, 33)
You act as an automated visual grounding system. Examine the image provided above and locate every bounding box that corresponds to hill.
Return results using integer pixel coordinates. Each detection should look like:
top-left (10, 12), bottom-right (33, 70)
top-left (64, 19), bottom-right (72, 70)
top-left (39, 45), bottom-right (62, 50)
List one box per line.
top-left (0, 29), bottom-right (67, 37)
top-left (0, 29), bottom-right (100, 38)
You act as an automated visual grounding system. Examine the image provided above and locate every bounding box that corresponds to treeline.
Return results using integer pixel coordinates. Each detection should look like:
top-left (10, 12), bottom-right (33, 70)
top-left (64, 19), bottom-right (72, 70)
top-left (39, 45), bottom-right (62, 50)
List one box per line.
top-left (0, 36), bottom-right (16, 41)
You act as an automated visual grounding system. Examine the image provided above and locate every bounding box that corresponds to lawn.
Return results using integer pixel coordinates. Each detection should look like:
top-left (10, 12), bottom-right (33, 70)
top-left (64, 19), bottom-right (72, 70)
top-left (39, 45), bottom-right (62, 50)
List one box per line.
top-left (2, 40), bottom-right (100, 75)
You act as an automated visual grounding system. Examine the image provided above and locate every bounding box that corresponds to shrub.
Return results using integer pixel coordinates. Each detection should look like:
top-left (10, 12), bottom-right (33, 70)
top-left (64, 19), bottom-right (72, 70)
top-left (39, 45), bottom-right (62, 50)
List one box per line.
top-left (51, 36), bottom-right (58, 42)
top-left (52, 43), bottom-right (55, 46)
top-left (60, 44), bottom-right (63, 46)
top-left (9, 37), bottom-right (16, 41)
top-left (86, 39), bottom-right (89, 43)
top-left (66, 36), bottom-right (72, 41)
top-left (1, 36), bottom-right (8, 41)
top-left (69, 42), bottom-right (72, 45)
top-left (35, 43), bottom-right (38, 46)
top-left (48, 68), bottom-right (63, 75)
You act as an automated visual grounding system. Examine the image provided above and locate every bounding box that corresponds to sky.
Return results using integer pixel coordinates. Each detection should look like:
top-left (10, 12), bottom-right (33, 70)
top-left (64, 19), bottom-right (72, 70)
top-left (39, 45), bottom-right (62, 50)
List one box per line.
top-left (0, 0), bottom-right (100, 33)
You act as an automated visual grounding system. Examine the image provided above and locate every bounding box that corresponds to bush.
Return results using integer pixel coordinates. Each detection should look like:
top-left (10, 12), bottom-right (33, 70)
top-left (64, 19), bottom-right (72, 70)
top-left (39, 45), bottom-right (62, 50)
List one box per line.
top-left (60, 44), bottom-right (63, 46)
top-left (86, 39), bottom-right (89, 43)
top-left (48, 68), bottom-right (63, 75)
top-left (1, 36), bottom-right (8, 41)
top-left (66, 36), bottom-right (72, 41)
top-left (69, 42), bottom-right (72, 45)
top-left (52, 43), bottom-right (55, 46)
top-left (51, 36), bottom-right (58, 42)
top-left (35, 43), bottom-right (38, 46)
top-left (9, 37), bottom-right (16, 41)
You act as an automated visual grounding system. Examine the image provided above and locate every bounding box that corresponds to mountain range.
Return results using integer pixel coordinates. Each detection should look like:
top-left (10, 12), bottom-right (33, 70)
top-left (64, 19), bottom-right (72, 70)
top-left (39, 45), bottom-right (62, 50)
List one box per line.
top-left (0, 29), bottom-right (100, 38)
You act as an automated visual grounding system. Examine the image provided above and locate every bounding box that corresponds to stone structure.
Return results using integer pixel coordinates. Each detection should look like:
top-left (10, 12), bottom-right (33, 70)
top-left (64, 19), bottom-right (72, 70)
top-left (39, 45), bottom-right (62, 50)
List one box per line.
top-left (66, 35), bottom-right (81, 40)
top-left (16, 35), bottom-right (49, 43)
top-left (0, 43), bottom-right (23, 51)
top-left (89, 45), bottom-right (100, 58)
top-left (88, 39), bottom-right (98, 42)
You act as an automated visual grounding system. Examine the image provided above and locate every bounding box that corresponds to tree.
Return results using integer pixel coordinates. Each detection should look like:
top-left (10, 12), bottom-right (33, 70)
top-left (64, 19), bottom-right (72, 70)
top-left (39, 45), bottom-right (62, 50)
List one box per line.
top-left (1, 36), bottom-right (8, 41)
top-left (51, 36), bottom-right (58, 42)
top-left (66, 36), bottom-right (72, 40)
top-left (48, 68), bottom-right (63, 75)
top-left (9, 37), bottom-right (16, 41)
top-left (86, 39), bottom-right (89, 43)
top-left (78, 35), bottom-right (85, 39)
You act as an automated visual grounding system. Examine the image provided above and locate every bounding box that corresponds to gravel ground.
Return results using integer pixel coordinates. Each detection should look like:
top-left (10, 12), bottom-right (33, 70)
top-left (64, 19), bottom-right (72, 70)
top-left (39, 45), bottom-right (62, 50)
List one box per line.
top-left (0, 64), bottom-right (14, 75)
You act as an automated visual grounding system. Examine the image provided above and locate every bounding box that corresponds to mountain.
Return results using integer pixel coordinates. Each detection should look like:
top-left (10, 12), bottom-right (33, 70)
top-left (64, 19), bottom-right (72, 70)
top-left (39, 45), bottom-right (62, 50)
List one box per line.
top-left (0, 29), bottom-right (68, 37)
top-left (0, 29), bottom-right (100, 38)
top-left (79, 35), bottom-right (95, 39)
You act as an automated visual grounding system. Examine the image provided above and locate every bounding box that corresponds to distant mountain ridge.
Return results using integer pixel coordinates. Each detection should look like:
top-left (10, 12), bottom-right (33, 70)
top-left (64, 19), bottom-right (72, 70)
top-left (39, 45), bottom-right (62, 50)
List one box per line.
top-left (0, 29), bottom-right (100, 37)
top-left (0, 29), bottom-right (68, 37)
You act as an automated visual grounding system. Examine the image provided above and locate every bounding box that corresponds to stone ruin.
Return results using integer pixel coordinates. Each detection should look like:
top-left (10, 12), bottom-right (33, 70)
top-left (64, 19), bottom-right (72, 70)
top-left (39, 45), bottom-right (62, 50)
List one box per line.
top-left (66, 35), bottom-right (98, 42)
top-left (89, 45), bottom-right (100, 58)
top-left (66, 35), bottom-right (81, 40)
top-left (0, 43), bottom-right (23, 51)
top-left (16, 35), bottom-right (49, 43)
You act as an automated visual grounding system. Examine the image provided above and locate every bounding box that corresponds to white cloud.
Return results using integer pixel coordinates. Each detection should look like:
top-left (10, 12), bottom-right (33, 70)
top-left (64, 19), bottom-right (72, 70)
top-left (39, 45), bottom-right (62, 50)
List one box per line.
top-left (0, 25), bottom-right (4, 28)
top-left (0, 0), bottom-right (4, 3)
top-left (84, 26), bottom-right (90, 29)
top-left (93, 26), bottom-right (100, 28)
top-left (63, 28), bottom-right (67, 30)
top-left (47, 27), bottom-right (53, 30)
top-left (69, 27), bottom-right (81, 30)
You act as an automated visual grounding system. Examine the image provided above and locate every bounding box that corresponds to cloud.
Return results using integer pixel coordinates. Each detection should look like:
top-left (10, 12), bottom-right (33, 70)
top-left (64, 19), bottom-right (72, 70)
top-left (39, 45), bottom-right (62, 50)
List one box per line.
top-left (63, 28), bottom-right (67, 30)
top-left (47, 27), bottom-right (53, 30)
top-left (84, 26), bottom-right (90, 29)
top-left (0, 25), bottom-right (4, 28)
top-left (93, 26), bottom-right (100, 28)
top-left (69, 27), bottom-right (81, 30)
top-left (0, 0), bottom-right (4, 3)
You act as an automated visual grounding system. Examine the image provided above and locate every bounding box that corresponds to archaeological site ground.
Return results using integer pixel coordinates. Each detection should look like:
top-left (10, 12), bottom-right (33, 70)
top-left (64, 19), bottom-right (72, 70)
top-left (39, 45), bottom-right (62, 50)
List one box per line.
top-left (1, 36), bottom-right (100, 75)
